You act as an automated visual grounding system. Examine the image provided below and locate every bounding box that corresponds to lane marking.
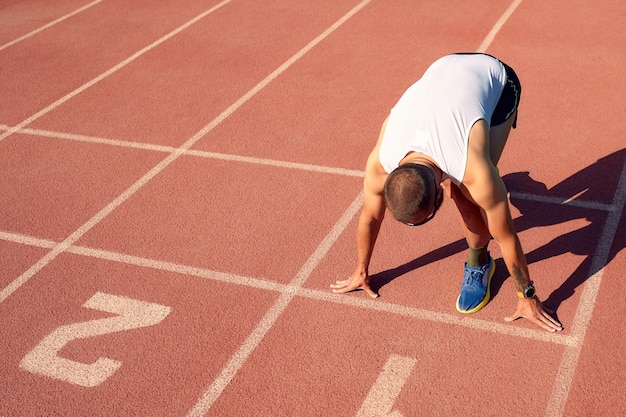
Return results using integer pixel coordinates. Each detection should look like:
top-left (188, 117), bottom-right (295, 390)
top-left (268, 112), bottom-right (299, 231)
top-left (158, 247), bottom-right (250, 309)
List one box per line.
top-left (2, 0), bottom-right (372, 411)
top-left (0, 124), bottom-right (177, 153)
top-left (544, 159), bottom-right (626, 417)
top-left (474, 1), bottom-right (626, 414)
top-left (509, 191), bottom-right (614, 212)
top-left (356, 354), bottom-right (416, 417)
top-left (0, 124), bottom-right (616, 210)
top-left (0, 0), bottom-right (106, 52)
top-left (20, 292), bottom-right (171, 387)
top-left (0, 0), bottom-right (234, 144)
top-left (184, 149), bottom-right (365, 177)
top-left (0, 231), bottom-right (57, 249)
top-left (69, 245), bottom-right (288, 294)
top-left (0, 124), bottom-right (364, 177)
top-left (1, 0), bottom-right (369, 305)
top-left (299, 287), bottom-right (578, 347)
top-left (185, 190), bottom-right (365, 417)
top-left (0, 229), bottom-right (578, 347)
top-left (1, 0), bottom-right (618, 415)
top-left (477, 0), bottom-right (523, 53)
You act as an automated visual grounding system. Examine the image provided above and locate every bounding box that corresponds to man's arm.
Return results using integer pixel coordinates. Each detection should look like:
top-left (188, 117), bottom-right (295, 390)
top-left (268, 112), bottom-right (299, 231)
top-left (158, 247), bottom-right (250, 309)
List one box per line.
top-left (463, 120), bottom-right (562, 332)
top-left (331, 119), bottom-right (389, 298)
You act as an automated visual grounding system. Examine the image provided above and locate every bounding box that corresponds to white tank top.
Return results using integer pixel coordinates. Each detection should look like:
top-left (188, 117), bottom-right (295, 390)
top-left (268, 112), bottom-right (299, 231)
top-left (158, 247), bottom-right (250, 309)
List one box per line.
top-left (379, 54), bottom-right (507, 185)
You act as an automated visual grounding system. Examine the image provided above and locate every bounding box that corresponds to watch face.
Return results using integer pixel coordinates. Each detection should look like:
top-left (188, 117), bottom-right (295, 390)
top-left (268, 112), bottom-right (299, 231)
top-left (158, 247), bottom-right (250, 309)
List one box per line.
top-left (525, 285), bottom-right (536, 298)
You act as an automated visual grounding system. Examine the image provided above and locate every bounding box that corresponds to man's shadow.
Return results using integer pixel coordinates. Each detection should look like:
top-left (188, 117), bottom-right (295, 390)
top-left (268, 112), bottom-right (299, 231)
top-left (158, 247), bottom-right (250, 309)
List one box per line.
top-left (369, 149), bottom-right (626, 315)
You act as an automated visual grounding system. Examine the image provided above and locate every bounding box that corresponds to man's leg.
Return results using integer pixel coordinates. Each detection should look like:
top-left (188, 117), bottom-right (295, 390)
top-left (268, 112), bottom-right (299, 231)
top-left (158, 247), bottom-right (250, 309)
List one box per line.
top-left (451, 110), bottom-right (517, 312)
top-left (489, 108), bottom-right (516, 165)
top-left (449, 184), bottom-right (490, 259)
top-left (451, 185), bottom-right (494, 313)
top-left (450, 108), bottom-right (517, 252)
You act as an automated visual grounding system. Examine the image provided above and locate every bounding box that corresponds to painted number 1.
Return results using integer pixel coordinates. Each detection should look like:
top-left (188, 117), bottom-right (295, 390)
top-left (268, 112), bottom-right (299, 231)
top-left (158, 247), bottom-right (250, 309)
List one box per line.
top-left (20, 292), bottom-right (172, 387)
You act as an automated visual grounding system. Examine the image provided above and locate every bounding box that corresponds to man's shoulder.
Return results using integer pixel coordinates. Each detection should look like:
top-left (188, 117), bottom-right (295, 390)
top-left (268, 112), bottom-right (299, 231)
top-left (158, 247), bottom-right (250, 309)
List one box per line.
top-left (364, 145), bottom-right (388, 195)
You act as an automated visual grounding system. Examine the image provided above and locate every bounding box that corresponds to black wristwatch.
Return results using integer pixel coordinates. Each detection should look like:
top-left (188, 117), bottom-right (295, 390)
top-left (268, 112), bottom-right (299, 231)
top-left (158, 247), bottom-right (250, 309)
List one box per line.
top-left (518, 282), bottom-right (536, 299)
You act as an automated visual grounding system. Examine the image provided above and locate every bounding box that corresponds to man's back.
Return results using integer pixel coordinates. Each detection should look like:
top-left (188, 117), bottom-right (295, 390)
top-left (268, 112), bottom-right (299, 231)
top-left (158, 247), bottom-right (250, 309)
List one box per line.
top-left (378, 53), bottom-right (507, 185)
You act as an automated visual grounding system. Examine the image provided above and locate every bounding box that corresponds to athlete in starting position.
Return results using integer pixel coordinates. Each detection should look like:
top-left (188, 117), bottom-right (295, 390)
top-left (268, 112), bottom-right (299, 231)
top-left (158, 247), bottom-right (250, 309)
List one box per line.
top-left (331, 53), bottom-right (563, 332)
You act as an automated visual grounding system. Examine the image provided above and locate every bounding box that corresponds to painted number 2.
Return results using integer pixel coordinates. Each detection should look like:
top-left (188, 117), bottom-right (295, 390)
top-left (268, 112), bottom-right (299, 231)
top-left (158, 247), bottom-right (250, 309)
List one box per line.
top-left (20, 292), bottom-right (172, 387)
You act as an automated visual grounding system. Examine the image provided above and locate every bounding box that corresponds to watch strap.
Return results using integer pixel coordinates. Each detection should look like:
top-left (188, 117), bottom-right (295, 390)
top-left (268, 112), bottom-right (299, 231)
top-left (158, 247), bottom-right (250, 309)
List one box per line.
top-left (517, 282), bottom-right (535, 299)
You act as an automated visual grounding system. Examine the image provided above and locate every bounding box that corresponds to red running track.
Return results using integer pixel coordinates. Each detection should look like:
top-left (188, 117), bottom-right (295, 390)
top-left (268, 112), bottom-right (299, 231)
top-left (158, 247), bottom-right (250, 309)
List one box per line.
top-left (1, 0), bottom-right (625, 416)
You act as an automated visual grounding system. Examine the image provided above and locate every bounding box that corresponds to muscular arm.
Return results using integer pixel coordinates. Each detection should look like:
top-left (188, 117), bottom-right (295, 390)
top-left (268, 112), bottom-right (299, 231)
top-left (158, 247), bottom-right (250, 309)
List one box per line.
top-left (463, 120), bottom-right (562, 331)
top-left (331, 119), bottom-right (389, 298)
top-left (354, 150), bottom-right (388, 274)
top-left (472, 175), bottom-right (531, 293)
top-left (461, 146), bottom-right (530, 293)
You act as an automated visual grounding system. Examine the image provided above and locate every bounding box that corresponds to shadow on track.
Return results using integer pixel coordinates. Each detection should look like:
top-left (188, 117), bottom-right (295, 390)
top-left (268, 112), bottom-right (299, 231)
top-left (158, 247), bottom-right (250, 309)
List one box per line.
top-left (369, 148), bottom-right (626, 314)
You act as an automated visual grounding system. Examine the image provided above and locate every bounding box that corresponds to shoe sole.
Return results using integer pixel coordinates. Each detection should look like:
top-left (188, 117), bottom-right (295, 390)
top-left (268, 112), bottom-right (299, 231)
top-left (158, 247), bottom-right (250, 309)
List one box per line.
top-left (455, 257), bottom-right (496, 314)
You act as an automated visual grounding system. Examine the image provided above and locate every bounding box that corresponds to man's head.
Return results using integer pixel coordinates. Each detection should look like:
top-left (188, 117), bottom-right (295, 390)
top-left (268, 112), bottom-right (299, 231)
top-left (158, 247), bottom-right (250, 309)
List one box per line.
top-left (383, 163), bottom-right (442, 226)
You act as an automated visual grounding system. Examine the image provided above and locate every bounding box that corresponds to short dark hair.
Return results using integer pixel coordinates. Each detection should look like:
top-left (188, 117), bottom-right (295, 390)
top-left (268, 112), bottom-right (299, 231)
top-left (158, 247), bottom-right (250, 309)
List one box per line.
top-left (383, 163), bottom-right (435, 223)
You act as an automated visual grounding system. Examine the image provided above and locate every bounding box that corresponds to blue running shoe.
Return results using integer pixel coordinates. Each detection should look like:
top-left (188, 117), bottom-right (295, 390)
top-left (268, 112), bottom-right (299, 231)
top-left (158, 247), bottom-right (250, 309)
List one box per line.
top-left (456, 254), bottom-right (495, 313)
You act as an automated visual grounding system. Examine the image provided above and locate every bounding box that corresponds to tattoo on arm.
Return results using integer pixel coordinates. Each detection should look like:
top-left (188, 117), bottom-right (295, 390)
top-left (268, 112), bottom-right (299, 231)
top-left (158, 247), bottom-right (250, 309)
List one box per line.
top-left (512, 264), bottom-right (528, 292)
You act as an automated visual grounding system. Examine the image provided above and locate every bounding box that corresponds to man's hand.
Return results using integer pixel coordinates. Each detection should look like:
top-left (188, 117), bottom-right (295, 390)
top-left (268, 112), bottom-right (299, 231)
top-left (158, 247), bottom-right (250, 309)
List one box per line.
top-left (505, 297), bottom-right (563, 332)
top-left (330, 270), bottom-right (379, 299)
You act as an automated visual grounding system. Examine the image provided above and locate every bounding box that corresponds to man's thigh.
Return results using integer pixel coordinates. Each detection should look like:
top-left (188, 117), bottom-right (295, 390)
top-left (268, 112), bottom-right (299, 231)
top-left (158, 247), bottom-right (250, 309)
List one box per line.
top-left (489, 108), bottom-right (516, 165)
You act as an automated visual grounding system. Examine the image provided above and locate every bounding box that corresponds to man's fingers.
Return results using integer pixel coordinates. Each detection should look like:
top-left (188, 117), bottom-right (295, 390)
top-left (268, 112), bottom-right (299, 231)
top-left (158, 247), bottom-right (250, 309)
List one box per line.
top-left (364, 286), bottom-right (380, 299)
top-left (504, 314), bottom-right (522, 322)
top-left (330, 278), bottom-right (358, 294)
top-left (531, 315), bottom-right (561, 332)
top-left (329, 279), bottom-right (349, 289)
top-left (541, 310), bottom-right (563, 331)
top-left (535, 303), bottom-right (563, 331)
top-left (504, 311), bottom-right (563, 332)
top-left (330, 278), bottom-right (379, 298)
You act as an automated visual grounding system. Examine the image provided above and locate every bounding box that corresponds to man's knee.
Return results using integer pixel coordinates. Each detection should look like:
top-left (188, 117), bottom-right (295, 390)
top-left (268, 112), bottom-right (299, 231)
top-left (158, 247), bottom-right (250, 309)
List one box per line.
top-left (450, 185), bottom-right (488, 228)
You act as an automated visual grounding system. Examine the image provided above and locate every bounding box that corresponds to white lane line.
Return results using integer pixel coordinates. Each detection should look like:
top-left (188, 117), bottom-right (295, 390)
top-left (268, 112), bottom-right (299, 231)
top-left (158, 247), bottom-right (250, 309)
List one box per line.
top-left (299, 287), bottom-right (578, 346)
top-left (0, 229), bottom-right (579, 346)
top-left (180, 0), bottom-right (373, 153)
top-left (69, 245), bottom-right (288, 294)
top-left (0, 0), bottom-right (615, 413)
top-left (1, 125), bottom-right (177, 153)
top-left (356, 354), bottom-right (417, 417)
top-left (194, 0), bottom-right (399, 401)
top-left (0, 124), bottom-right (618, 209)
top-left (509, 191), bottom-right (614, 212)
top-left (184, 149), bottom-right (365, 177)
top-left (0, 0), bottom-right (234, 144)
top-left (0, 0), bottom-right (372, 304)
top-left (0, 0), bottom-right (599, 344)
top-left (0, 125), bottom-right (364, 177)
top-left (0, 0), bottom-right (106, 52)
top-left (184, 190), bottom-right (365, 417)
top-left (544, 159), bottom-right (626, 417)
top-left (477, 0), bottom-right (523, 53)
top-left (0, 231), bottom-right (57, 249)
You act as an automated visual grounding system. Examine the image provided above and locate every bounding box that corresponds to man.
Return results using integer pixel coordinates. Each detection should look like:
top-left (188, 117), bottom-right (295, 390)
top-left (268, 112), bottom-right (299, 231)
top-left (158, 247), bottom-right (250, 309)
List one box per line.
top-left (330, 53), bottom-right (562, 332)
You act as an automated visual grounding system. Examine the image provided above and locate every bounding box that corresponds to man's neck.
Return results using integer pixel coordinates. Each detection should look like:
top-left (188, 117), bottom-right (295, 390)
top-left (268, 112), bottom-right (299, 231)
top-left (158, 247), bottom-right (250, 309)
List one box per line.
top-left (399, 152), bottom-right (443, 183)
